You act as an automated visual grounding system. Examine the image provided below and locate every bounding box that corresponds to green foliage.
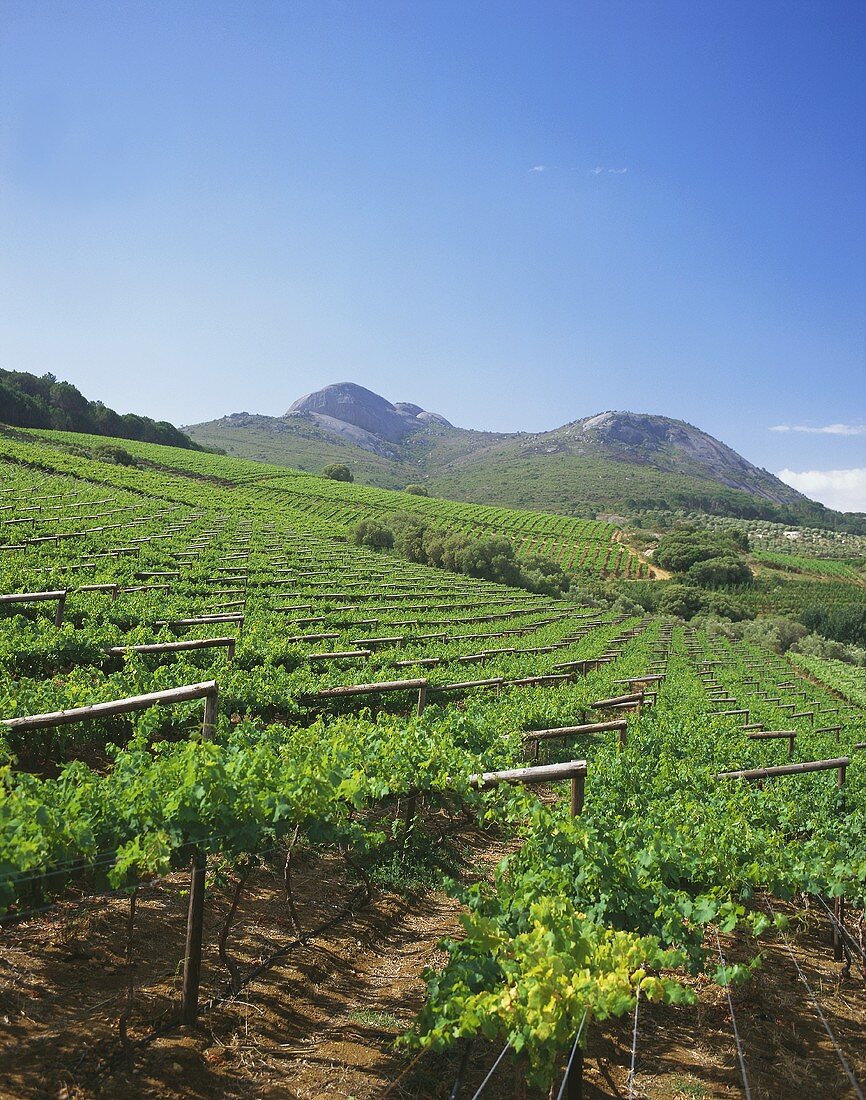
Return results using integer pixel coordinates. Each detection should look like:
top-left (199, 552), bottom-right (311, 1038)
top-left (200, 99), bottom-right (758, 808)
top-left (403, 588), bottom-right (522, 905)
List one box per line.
top-left (93, 443), bottom-right (136, 467)
top-left (655, 528), bottom-right (752, 579)
top-left (740, 616), bottom-right (808, 654)
top-left (657, 584), bottom-right (704, 619)
top-left (799, 603), bottom-right (866, 647)
top-left (353, 519), bottom-right (394, 550)
top-left (685, 554), bottom-right (752, 587)
top-left (789, 652), bottom-right (866, 701)
top-left (0, 369), bottom-right (200, 449)
top-left (348, 511), bottom-right (572, 596)
top-left (323, 463), bottom-right (354, 482)
top-left (700, 592), bottom-right (754, 621)
top-left (404, 483), bottom-right (429, 496)
top-left (2, 421), bottom-right (866, 1091)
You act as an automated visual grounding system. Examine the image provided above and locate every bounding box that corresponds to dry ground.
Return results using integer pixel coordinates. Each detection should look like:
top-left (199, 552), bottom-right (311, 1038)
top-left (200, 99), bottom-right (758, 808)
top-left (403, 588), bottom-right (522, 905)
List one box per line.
top-left (1, 814), bottom-right (863, 1099)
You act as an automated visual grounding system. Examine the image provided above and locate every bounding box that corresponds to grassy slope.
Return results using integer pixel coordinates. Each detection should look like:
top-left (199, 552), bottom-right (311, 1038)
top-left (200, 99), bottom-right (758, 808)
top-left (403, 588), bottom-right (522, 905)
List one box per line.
top-left (188, 416), bottom-right (810, 523)
top-left (185, 416), bottom-right (511, 491)
top-left (424, 449), bottom-right (799, 519)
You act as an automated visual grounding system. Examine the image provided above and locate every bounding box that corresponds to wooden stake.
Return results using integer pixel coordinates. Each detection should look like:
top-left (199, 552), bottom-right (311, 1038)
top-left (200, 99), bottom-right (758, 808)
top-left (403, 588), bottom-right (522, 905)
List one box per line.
top-left (181, 849), bottom-right (207, 1026)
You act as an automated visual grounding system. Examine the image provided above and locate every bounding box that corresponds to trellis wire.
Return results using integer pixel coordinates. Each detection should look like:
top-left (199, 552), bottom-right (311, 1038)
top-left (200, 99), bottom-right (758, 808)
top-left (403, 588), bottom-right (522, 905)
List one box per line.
top-left (468, 1042), bottom-right (511, 1100)
top-left (555, 1008), bottom-right (589, 1100)
top-left (627, 987), bottom-right (640, 1100)
top-left (813, 892), bottom-right (866, 967)
top-left (767, 901), bottom-right (864, 1098)
top-left (714, 929), bottom-right (752, 1100)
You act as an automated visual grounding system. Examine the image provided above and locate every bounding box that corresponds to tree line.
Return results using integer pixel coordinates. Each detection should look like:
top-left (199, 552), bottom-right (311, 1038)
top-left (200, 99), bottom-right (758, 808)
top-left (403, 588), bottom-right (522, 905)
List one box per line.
top-left (0, 369), bottom-right (201, 450)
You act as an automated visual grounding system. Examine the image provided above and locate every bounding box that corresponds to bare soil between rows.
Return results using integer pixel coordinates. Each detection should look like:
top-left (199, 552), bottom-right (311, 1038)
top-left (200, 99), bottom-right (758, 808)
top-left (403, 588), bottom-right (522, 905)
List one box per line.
top-left (1, 814), bottom-right (863, 1099)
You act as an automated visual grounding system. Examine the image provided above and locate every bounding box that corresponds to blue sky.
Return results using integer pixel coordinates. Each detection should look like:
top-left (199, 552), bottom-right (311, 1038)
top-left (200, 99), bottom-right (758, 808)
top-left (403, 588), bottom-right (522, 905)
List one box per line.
top-left (1, 1), bottom-right (864, 509)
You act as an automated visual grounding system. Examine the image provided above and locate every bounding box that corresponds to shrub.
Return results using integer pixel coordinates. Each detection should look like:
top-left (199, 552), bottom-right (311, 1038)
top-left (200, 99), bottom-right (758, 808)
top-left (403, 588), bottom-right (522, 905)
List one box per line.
top-left (390, 512), bottom-right (430, 562)
top-left (520, 553), bottom-right (571, 596)
top-left (741, 616), bottom-right (808, 654)
top-left (701, 591), bottom-right (754, 621)
top-left (657, 584), bottom-right (704, 619)
top-left (685, 555), bottom-right (752, 588)
top-left (655, 527), bottom-right (751, 578)
top-left (458, 537), bottom-right (522, 587)
top-left (323, 463), bottom-right (353, 482)
top-left (799, 604), bottom-right (866, 646)
top-left (353, 520), bottom-right (394, 551)
top-left (94, 444), bottom-right (136, 466)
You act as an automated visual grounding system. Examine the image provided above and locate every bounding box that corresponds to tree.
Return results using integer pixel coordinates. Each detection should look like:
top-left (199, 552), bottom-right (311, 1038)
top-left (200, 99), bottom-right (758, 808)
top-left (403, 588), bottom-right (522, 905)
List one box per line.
top-left (657, 584), bottom-right (704, 619)
top-left (685, 555), bottom-right (752, 587)
top-left (404, 483), bottom-right (429, 496)
top-left (323, 463), bottom-right (353, 482)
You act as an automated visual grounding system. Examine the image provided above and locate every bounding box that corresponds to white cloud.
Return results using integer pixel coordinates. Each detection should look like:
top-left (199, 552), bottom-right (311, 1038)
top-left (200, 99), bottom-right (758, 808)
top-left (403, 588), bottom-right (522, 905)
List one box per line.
top-left (770, 423), bottom-right (866, 435)
top-left (529, 164), bottom-right (547, 172)
top-left (776, 467), bottom-right (866, 512)
top-left (591, 166), bottom-right (628, 175)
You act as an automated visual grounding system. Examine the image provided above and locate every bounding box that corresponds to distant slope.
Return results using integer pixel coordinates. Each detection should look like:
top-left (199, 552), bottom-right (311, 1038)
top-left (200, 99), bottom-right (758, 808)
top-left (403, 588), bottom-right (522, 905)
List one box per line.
top-left (189, 383), bottom-right (508, 487)
top-left (1, 425), bottom-right (650, 581)
top-left (0, 369), bottom-right (201, 450)
top-left (185, 383), bottom-right (866, 532)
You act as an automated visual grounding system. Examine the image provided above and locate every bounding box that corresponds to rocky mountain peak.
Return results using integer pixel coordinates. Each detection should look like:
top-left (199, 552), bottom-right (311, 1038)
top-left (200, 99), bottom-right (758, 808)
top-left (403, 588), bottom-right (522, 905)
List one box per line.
top-left (285, 382), bottom-right (451, 451)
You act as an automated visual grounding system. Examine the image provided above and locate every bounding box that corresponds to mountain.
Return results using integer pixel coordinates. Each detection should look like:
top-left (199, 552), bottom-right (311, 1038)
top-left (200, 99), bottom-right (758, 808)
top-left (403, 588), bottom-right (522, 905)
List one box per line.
top-left (185, 383), bottom-right (863, 530)
top-left (285, 381), bottom-right (453, 451)
top-left (475, 410), bottom-right (797, 503)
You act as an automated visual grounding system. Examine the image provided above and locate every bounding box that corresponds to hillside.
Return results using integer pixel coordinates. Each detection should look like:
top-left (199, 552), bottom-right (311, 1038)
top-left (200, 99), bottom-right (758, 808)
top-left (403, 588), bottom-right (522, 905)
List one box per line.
top-left (0, 368), bottom-right (201, 450)
top-left (185, 383), bottom-right (864, 531)
top-left (1, 425), bottom-right (865, 1099)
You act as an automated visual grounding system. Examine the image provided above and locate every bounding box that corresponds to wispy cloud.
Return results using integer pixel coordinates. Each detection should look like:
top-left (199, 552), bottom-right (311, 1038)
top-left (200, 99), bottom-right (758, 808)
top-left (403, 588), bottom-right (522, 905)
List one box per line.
top-left (770, 422), bottom-right (866, 435)
top-left (591, 166), bottom-right (628, 175)
top-left (777, 467), bottom-right (866, 513)
top-left (529, 164), bottom-right (547, 172)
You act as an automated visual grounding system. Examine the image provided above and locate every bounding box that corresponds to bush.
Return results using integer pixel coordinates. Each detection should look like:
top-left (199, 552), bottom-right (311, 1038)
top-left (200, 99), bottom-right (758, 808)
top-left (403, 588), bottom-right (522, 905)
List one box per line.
top-left (655, 527), bottom-right (751, 580)
top-left (458, 537), bottom-right (522, 587)
top-left (685, 555), bottom-right (752, 588)
top-left (741, 616), bottom-right (807, 654)
top-left (404, 484), bottom-right (429, 496)
top-left (94, 444), bottom-right (136, 466)
top-left (799, 604), bottom-right (866, 647)
top-left (657, 584), bottom-right (704, 619)
top-left (353, 519), bottom-right (394, 551)
top-left (353, 510), bottom-right (573, 597)
top-left (520, 553), bottom-right (571, 596)
top-left (791, 633), bottom-right (865, 665)
top-left (701, 591), bottom-right (754, 621)
top-left (389, 512), bottom-right (430, 562)
top-left (610, 595), bottom-right (644, 616)
top-left (323, 463), bottom-right (353, 482)
top-left (654, 529), bottom-right (721, 572)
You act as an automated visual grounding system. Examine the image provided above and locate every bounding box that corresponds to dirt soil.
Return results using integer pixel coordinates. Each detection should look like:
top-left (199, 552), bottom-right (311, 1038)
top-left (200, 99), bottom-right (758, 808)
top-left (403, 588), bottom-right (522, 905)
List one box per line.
top-left (1, 817), bottom-right (864, 1099)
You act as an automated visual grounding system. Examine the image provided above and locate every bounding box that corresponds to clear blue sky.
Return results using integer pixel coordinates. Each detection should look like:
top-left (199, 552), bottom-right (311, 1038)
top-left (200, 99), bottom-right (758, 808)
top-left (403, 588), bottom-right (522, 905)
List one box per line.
top-left (1, 1), bottom-right (864, 508)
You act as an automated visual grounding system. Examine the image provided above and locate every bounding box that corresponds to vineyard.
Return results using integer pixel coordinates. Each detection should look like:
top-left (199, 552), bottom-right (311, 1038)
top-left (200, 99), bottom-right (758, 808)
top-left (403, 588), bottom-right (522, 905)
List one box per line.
top-left (0, 429), bottom-right (864, 1098)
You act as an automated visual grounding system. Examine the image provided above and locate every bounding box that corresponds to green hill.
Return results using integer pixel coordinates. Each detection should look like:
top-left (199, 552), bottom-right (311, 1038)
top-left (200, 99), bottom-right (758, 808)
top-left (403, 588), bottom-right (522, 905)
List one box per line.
top-left (185, 383), bottom-right (865, 533)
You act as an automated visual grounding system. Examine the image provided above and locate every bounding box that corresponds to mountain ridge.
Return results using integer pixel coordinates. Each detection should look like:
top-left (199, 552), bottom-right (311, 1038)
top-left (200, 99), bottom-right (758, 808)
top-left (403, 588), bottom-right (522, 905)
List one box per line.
top-left (184, 382), bottom-right (863, 530)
